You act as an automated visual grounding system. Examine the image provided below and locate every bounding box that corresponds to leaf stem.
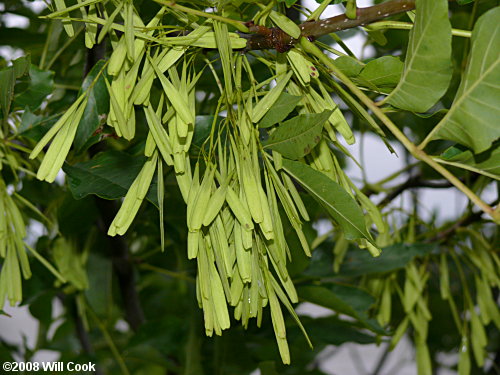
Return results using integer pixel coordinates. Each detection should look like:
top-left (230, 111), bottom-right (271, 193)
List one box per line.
top-left (139, 263), bottom-right (195, 283)
top-left (300, 38), bottom-right (497, 222)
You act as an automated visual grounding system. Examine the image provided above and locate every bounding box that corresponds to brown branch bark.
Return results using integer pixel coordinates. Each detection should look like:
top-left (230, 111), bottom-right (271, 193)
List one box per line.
top-left (378, 176), bottom-right (455, 208)
top-left (94, 198), bottom-right (145, 331)
top-left (241, 0), bottom-right (415, 51)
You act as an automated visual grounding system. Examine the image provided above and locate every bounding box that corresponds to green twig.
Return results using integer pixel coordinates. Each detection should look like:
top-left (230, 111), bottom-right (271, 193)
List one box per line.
top-left (139, 263), bottom-right (195, 283)
top-left (366, 21), bottom-right (472, 38)
top-left (86, 304), bottom-right (131, 375)
top-left (13, 192), bottom-right (55, 228)
top-left (25, 244), bottom-right (66, 283)
top-left (45, 25), bottom-right (84, 70)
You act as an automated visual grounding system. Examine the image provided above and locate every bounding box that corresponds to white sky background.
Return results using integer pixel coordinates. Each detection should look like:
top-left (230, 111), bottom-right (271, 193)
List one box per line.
top-left (0, 1), bottom-right (495, 374)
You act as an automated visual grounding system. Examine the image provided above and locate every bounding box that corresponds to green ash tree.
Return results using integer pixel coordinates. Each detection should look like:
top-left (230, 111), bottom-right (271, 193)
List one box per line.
top-left (0, 0), bottom-right (499, 374)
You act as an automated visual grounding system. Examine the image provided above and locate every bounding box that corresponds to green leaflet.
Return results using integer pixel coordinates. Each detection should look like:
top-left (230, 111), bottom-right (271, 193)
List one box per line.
top-left (259, 92), bottom-right (301, 128)
top-left (358, 56), bottom-right (403, 91)
top-left (281, 159), bottom-right (374, 245)
top-left (334, 56), bottom-right (363, 77)
top-left (425, 7), bottom-right (500, 153)
top-left (264, 110), bottom-right (331, 160)
top-left (386, 0), bottom-right (452, 112)
top-left (333, 56), bottom-right (403, 91)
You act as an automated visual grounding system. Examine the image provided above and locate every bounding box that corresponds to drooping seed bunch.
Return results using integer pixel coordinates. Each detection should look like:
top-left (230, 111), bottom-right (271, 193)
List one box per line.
top-left (31, 1), bottom-right (387, 363)
top-left (0, 178), bottom-right (32, 306)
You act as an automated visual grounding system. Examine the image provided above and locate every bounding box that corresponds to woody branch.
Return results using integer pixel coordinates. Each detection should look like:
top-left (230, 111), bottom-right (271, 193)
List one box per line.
top-left (241, 0), bottom-right (416, 51)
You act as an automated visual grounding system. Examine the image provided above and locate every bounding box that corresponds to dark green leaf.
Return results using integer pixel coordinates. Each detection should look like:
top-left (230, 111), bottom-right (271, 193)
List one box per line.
top-left (259, 92), bottom-right (301, 128)
top-left (386, 0), bottom-right (452, 112)
top-left (18, 108), bottom-right (59, 141)
top-left (0, 55), bottom-right (30, 118)
top-left (85, 253), bottom-right (113, 318)
top-left (259, 361), bottom-right (279, 375)
top-left (427, 7), bottom-right (500, 153)
top-left (57, 194), bottom-right (98, 237)
top-left (12, 55), bottom-right (31, 78)
top-left (14, 64), bottom-right (54, 110)
top-left (298, 284), bottom-right (373, 318)
top-left (303, 244), bottom-right (334, 278)
top-left (328, 283), bottom-right (375, 315)
top-left (282, 159), bottom-right (373, 243)
top-left (289, 316), bottom-right (377, 346)
top-left (63, 150), bottom-right (147, 200)
top-left (297, 283), bottom-right (384, 333)
top-left (28, 292), bottom-right (54, 326)
top-left (264, 110), bottom-right (331, 160)
top-left (74, 60), bottom-right (109, 152)
top-left (129, 317), bottom-right (188, 354)
top-left (339, 243), bottom-right (437, 277)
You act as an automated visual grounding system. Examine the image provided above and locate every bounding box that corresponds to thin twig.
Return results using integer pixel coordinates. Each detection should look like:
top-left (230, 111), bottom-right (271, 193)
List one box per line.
top-left (139, 263), bottom-right (195, 283)
top-left (86, 304), bottom-right (131, 375)
top-left (366, 21), bottom-right (472, 38)
top-left (378, 176), bottom-right (454, 208)
top-left (428, 211), bottom-right (485, 243)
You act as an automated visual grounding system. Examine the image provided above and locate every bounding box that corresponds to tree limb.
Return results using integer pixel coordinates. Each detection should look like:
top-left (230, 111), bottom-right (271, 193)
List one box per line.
top-left (94, 197), bottom-right (145, 332)
top-left (241, 0), bottom-right (415, 51)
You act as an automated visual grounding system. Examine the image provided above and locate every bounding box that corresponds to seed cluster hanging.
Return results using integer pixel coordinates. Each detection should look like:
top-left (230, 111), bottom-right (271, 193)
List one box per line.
top-left (32, 0), bottom-right (386, 363)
